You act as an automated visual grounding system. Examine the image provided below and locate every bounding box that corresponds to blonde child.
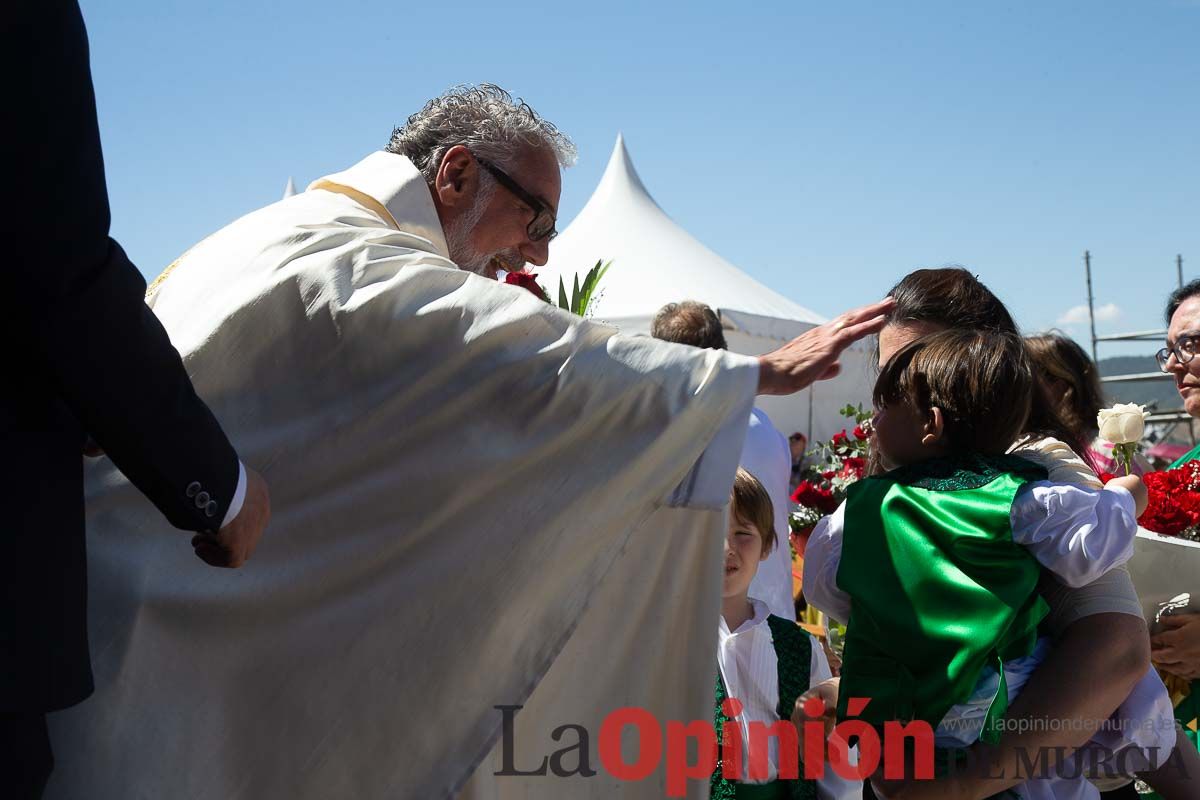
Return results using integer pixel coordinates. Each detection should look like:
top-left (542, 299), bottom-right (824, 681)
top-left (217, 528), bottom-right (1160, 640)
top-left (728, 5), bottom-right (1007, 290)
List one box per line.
top-left (713, 468), bottom-right (860, 799)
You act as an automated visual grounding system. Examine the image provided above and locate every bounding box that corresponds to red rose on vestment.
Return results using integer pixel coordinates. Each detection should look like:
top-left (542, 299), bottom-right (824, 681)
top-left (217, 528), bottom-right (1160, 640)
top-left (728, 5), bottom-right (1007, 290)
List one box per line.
top-left (504, 270), bottom-right (549, 302)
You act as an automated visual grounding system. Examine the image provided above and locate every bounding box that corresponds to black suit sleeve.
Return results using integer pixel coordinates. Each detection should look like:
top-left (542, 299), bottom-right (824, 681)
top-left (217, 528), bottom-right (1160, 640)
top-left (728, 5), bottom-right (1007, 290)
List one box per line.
top-left (4, 0), bottom-right (240, 533)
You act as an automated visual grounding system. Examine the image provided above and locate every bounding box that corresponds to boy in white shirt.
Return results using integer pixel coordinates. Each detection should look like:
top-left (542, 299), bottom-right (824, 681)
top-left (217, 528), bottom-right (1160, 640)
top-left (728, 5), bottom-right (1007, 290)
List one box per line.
top-left (713, 467), bottom-right (861, 800)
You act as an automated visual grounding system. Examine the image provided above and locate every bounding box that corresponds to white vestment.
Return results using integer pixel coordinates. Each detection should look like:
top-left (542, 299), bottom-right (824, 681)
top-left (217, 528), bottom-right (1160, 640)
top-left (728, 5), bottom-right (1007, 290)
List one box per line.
top-left (46, 152), bottom-right (760, 800)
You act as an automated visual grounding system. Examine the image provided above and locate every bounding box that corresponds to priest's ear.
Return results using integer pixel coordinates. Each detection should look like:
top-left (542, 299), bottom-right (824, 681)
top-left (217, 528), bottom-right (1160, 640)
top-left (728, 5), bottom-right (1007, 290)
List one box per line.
top-left (432, 145), bottom-right (478, 210)
top-left (921, 406), bottom-right (946, 447)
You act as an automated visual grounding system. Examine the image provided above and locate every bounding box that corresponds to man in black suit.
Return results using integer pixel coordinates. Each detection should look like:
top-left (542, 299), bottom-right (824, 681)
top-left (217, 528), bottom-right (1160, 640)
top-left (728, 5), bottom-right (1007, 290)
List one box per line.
top-left (1, 3), bottom-right (272, 796)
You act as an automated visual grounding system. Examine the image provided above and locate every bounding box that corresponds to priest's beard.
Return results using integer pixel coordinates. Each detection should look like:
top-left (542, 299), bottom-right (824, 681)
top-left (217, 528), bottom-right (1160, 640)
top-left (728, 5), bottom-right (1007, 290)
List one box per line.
top-left (444, 179), bottom-right (525, 278)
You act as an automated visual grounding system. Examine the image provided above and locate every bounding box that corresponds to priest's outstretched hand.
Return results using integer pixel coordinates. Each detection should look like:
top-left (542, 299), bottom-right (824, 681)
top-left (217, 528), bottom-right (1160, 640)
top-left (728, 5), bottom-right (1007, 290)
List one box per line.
top-left (757, 298), bottom-right (895, 395)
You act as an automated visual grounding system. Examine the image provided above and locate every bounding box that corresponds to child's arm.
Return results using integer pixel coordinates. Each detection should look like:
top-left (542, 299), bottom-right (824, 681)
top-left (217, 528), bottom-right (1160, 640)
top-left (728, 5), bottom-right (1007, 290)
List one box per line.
top-left (1010, 479), bottom-right (1141, 588)
top-left (800, 502), bottom-right (852, 624)
top-left (1105, 473), bottom-right (1148, 516)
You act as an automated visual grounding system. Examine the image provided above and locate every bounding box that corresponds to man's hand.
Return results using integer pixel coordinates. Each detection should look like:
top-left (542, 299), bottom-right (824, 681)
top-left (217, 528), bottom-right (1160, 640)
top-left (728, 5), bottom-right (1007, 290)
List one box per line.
top-left (191, 467), bottom-right (271, 568)
top-left (757, 298), bottom-right (895, 396)
top-left (1152, 612), bottom-right (1200, 680)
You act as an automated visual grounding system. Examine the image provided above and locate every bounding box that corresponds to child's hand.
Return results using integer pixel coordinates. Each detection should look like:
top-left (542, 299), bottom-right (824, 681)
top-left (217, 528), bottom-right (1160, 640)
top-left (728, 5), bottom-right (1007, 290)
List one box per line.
top-left (790, 677), bottom-right (839, 745)
top-left (1104, 474), bottom-right (1147, 517)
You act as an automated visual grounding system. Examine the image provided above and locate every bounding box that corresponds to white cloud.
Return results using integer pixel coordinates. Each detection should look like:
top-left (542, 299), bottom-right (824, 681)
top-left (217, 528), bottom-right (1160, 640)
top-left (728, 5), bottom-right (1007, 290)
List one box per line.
top-left (1057, 303), bottom-right (1121, 326)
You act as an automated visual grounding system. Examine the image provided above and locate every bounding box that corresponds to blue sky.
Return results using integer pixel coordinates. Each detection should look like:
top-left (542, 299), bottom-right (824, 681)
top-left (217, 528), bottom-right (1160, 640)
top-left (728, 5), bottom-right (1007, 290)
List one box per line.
top-left (82, 0), bottom-right (1198, 357)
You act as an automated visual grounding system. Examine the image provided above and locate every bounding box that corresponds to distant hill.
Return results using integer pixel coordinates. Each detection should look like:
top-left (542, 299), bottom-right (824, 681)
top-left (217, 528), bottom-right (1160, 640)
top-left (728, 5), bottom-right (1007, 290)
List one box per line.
top-left (1096, 355), bottom-right (1181, 411)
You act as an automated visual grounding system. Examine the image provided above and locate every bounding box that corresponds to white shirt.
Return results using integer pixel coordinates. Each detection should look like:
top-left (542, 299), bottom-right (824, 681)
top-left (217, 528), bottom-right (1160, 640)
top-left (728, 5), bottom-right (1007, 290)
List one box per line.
top-left (718, 598), bottom-right (861, 798)
top-left (740, 408), bottom-right (797, 620)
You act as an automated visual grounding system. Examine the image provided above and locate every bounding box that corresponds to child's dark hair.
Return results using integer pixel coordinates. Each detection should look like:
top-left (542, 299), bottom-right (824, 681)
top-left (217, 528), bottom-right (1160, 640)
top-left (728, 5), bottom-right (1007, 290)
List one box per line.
top-left (731, 468), bottom-right (776, 555)
top-left (873, 329), bottom-right (1033, 455)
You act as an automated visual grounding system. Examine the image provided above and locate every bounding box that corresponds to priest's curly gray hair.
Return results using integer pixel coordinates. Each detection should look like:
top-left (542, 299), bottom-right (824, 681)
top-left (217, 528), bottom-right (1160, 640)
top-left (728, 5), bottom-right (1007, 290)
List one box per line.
top-left (386, 84), bottom-right (576, 182)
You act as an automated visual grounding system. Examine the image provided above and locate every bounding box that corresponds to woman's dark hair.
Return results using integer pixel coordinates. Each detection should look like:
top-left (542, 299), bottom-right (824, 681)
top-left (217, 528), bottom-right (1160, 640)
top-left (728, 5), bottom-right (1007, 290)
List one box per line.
top-left (1024, 332), bottom-right (1106, 465)
top-left (884, 267), bottom-right (1080, 452)
top-left (887, 267), bottom-right (1018, 333)
top-left (874, 329), bottom-right (1033, 456)
top-left (1165, 279), bottom-right (1200, 324)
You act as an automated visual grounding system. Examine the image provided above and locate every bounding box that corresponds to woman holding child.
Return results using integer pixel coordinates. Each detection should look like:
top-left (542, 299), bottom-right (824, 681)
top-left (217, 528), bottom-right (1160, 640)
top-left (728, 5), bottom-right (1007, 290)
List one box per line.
top-left (799, 269), bottom-right (1199, 799)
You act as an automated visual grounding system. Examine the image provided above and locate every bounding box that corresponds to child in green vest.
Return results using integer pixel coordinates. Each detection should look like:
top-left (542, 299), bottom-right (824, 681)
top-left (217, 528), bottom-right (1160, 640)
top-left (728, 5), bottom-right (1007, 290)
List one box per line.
top-left (713, 468), bottom-right (859, 799)
top-left (803, 329), bottom-right (1188, 798)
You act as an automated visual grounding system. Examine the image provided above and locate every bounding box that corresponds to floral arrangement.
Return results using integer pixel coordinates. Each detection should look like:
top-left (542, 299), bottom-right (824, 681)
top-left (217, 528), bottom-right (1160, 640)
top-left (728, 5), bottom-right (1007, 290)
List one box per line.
top-left (503, 259), bottom-right (611, 318)
top-left (789, 404), bottom-right (873, 531)
top-left (1102, 460), bottom-right (1200, 541)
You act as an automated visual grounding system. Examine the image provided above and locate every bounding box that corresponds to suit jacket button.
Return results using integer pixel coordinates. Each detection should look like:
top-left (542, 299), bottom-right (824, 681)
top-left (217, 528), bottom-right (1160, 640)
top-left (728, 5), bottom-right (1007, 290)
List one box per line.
top-left (186, 481), bottom-right (202, 498)
top-left (204, 500), bottom-right (218, 518)
top-left (195, 491), bottom-right (210, 508)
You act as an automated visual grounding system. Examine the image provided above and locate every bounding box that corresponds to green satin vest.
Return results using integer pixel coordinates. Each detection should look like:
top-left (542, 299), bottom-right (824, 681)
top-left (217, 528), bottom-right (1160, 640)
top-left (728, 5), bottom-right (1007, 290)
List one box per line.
top-left (835, 454), bottom-right (1049, 743)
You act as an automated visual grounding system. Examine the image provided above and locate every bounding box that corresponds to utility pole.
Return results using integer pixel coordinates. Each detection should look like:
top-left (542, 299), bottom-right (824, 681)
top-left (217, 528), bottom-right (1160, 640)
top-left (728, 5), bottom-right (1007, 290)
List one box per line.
top-left (1179, 254), bottom-right (1185, 288)
top-left (1084, 250), bottom-right (1098, 364)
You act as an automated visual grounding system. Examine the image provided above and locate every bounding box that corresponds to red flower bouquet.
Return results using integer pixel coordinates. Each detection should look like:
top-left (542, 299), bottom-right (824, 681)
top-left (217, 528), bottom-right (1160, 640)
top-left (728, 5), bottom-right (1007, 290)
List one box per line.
top-left (1139, 461), bottom-right (1200, 539)
top-left (790, 404), bottom-right (872, 532)
top-left (1102, 460), bottom-right (1200, 539)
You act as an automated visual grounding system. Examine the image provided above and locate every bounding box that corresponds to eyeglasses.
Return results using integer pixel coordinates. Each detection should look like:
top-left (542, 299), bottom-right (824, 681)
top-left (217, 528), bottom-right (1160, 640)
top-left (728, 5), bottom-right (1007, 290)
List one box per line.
top-left (475, 157), bottom-right (558, 242)
top-left (1156, 334), bottom-right (1200, 372)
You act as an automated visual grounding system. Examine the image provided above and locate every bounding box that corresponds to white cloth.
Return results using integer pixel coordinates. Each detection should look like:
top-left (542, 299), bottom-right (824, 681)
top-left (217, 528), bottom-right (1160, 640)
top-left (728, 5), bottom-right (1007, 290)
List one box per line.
top-left (740, 408), bottom-right (796, 620)
top-left (47, 152), bottom-right (761, 800)
top-left (717, 598), bottom-right (860, 798)
top-left (803, 480), bottom-right (1173, 800)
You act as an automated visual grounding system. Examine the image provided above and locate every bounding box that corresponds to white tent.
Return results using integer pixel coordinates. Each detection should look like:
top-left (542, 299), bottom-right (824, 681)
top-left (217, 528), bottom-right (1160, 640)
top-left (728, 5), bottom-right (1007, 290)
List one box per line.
top-left (540, 134), bottom-right (874, 442)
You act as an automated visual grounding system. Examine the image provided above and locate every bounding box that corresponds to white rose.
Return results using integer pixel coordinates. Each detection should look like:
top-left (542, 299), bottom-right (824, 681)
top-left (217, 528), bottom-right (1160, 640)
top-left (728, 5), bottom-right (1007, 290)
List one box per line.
top-left (1096, 403), bottom-right (1148, 444)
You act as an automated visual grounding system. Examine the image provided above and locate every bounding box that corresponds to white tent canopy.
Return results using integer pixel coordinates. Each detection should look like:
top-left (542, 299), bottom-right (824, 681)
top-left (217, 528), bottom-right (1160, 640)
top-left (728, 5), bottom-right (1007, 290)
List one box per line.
top-left (540, 134), bottom-right (874, 442)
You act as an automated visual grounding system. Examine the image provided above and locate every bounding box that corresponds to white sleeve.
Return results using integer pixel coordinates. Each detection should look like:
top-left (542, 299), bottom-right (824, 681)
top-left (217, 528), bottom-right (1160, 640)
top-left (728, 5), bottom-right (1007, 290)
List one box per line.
top-left (1009, 481), bottom-right (1137, 589)
top-left (665, 357), bottom-right (758, 509)
top-left (809, 633), bottom-right (832, 685)
top-left (802, 503), bottom-right (853, 624)
top-left (810, 633), bottom-right (864, 799)
top-left (219, 461), bottom-right (248, 529)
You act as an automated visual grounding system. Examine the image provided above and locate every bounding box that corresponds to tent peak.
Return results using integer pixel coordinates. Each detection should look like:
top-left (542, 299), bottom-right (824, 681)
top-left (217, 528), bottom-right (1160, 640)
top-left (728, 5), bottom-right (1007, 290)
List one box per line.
top-left (283, 177), bottom-right (298, 199)
top-left (597, 133), bottom-right (659, 210)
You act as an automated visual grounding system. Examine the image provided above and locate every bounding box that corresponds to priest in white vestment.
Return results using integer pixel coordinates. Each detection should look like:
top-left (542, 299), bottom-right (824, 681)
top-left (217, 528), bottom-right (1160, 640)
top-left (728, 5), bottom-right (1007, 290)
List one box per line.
top-left (47, 86), bottom-right (889, 800)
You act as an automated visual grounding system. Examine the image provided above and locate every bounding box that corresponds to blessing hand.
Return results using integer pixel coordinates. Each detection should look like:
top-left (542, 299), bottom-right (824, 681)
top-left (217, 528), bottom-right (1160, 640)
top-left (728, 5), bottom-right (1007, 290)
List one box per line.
top-left (756, 298), bottom-right (894, 396)
top-left (1152, 613), bottom-right (1200, 681)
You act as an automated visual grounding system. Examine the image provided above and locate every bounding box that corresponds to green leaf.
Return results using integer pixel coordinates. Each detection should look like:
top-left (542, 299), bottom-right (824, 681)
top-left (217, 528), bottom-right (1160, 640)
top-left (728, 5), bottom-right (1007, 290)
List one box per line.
top-left (575, 259), bottom-right (611, 317)
top-left (557, 276), bottom-right (569, 311)
top-left (571, 272), bottom-right (582, 315)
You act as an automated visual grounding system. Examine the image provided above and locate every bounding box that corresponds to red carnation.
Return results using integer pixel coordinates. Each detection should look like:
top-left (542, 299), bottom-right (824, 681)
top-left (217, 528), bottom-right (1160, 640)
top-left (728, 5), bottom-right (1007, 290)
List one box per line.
top-left (853, 424), bottom-right (869, 441)
top-left (813, 486), bottom-right (839, 514)
top-left (839, 456), bottom-right (866, 481)
top-left (831, 430), bottom-right (849, 447)
top-left (791, 480), bottom-right (818, 506)
top-left (504, 270), bottom-right (550, 302)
